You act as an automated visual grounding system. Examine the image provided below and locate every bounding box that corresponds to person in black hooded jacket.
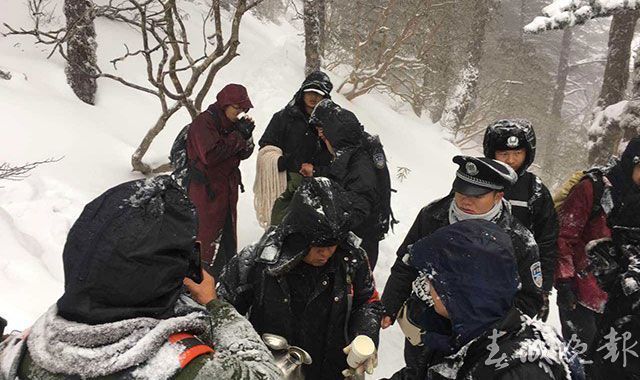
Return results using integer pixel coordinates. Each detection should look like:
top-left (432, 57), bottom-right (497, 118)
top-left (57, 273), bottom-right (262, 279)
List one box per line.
top-left (585, 193), bottom-right (640, 379)
top-left (386, 220), bottom-right (581, 380)
top-left (218, 177), bottom-right (383, 380)
top-left (259, 71), bottom-right (334, 224)
top-left (302, 98), bottom-right (382, 269)
top-left (483, 119), bottom-right (559, 320)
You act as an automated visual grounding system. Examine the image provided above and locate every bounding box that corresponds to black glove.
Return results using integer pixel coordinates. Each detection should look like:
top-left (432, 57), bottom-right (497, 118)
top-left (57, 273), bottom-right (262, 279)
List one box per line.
top-left (277, 156), bottom-right (287, 172)
top-left (236, 118), bottom-right (255, 140)
top-left (538, 292), bottom-right (550, 321)
top-left (586, 238), bottom-right (619, 291)
top-left (556, 281), bottom-right (577, 311)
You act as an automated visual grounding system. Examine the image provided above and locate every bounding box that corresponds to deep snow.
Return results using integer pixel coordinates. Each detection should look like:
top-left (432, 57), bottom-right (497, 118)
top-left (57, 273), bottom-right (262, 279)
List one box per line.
top-left (0, 1), bottom-right (561, 377)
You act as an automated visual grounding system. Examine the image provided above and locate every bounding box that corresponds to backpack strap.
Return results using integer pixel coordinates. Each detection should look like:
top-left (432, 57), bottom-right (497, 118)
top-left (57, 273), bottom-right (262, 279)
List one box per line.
top-left (187, 109), bottom-right (224, 199)
top-left (583, 171), bottom-right (606, 220)
top-left (169, 333), bottom-right (214, 369)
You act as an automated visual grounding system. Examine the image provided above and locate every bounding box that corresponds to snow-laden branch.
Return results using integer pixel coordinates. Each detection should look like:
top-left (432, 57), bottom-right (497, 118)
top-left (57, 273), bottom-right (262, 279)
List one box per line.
top-left (524, 0), bottom-right (640, 33)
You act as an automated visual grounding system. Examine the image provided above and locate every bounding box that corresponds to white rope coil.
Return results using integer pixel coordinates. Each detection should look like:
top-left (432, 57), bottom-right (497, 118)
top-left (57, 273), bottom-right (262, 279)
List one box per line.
top-left (253, 145), bottom-right (287, 229)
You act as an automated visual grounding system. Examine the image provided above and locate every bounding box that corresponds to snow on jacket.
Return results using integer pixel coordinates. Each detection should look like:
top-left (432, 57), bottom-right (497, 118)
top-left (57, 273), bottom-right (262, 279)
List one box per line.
top-left (258, 71), bottom-right (333, 174)
top-left (218, 229), bottom-right (382, 380)
top-left (555, 176), bottom-right (612, 312)
top-left (218, 178), bottom-right (382, 380)
top-left (483, 119), bottom-right (559, 293)
top-left (309, 99), bottom-right (378, 238)
top-left (425, 308), bottom-right (579, 380)
top-left (588, 199), bottom-right (640, 379)
top-left (381, 194), bottom-right (543, 320)
top-left (556, 141), bottom-right (640, 312)
top-left (0, 296), bottom-right (281, 380)
top-left (505, 171), bottom-right (558, 292)
top-left (402, 220), bottom-right (579, 380)
top-left (187, 86), bottom-right (254, 263)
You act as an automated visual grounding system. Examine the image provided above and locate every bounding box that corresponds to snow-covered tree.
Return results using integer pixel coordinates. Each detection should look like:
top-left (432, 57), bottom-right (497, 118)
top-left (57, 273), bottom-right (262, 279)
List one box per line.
top-left (440, 0), bottom-right (493, 135)
top-left (525, 0), bottom-right (640, 32)
top-left (527, 0), bottom-right (640, 166)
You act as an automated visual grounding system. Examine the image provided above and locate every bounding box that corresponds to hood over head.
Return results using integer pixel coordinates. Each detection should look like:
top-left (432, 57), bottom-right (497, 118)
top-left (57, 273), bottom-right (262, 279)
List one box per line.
top-left (309, 99), bottom-right (363, 150)
top-left (621, 136), bottom-right (640, 179)
top-left (258, 177), bottom-right (352, 274)
top-left (610, 192), bottom-right (640, 244)
top-left (57, 175), bottom-right (198, 325)
top-left (299, 71), bottom-right (333, 97)
top-left (215, 83), bottom-right (253, 110)
top-left (409, 219), bottom-right (520, 349)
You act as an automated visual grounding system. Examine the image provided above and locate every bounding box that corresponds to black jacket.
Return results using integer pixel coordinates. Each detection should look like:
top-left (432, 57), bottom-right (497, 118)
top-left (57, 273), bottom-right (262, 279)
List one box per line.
top-left (425, 308), bottom-right (577, 380)
top-left (218, 229), bottom-right (383, 380)
top-left (381, 195), bottom-right (543, 320)
top-left (310, 100), bottom-right (378, 239)
top-left (505, 171), bottom-right (558, 292)
top-left (259, 77), bottom-right (332, 173)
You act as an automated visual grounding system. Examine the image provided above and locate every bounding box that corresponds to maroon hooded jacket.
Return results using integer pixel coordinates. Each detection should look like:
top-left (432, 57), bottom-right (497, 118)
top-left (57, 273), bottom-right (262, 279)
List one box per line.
top-left (556, 178), bottom-right (610, 313)
top-left (187, 84), bottom-right (254, 263)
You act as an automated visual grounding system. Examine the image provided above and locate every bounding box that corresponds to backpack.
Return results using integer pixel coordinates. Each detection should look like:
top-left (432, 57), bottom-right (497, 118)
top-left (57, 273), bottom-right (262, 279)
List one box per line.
top-left (553, 169), bottom-right (606, 220)
top-left (361, 132), bottom-right (398, 240)
top-left (169, 109), bottom-right (218, 198)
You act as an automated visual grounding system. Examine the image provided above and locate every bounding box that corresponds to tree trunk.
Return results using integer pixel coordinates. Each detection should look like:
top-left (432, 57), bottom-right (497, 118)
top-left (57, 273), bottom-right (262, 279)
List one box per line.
top-left (304, 0), bottom-right (323, 75)
top-left (550, 28), bottom-right (573, 119)
top-left (544, 27), bottom-right (573, 178)
top-left (588, 9), bottom-right (639, 165)
top-left (620, 44), bottom-right (640, 141)
top-left (440, 0), bottom-right (491, 134)
top-left (596, 10), bottom-right (639, 109)
top-left (318, 0), bottom-right (326, 55)
top-left (64, 0), bottom-right (97, 105)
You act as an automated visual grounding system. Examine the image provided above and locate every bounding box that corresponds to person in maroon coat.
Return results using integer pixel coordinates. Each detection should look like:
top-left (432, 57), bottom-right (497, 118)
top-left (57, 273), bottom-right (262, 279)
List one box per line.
top-left (187, 84), bottom-right (255, 277)
top-left (555, 136), bottom-right (640, 356)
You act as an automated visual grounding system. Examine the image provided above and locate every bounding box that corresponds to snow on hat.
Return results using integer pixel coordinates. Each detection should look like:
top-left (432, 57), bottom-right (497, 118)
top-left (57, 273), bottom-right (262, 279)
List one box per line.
top-left (57, 175), bottom-right (198, 324)
top-left (300, 70), bottom-right (333, 97)
top-left (452, 155), bottom-right (518, 196)
top-left (409, 219), bottom-right (519, 348)
top-left (281, 177), bottom-right (351, 247)
top-left (483, 119), bottom-right (537, 174)
top-left (309, 98), bottom-right (363, 149)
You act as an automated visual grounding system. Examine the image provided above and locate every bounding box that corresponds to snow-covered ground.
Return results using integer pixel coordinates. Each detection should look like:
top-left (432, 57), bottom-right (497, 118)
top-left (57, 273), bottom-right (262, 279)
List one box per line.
top-left (0, 2), bottom-right (561, 377)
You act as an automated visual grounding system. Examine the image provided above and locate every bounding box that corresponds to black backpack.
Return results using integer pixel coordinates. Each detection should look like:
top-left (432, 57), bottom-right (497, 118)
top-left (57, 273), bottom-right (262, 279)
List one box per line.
top-left (361, 132), bottom-right (398, 240)
top-left (169, 110), bottom-right (218, 199)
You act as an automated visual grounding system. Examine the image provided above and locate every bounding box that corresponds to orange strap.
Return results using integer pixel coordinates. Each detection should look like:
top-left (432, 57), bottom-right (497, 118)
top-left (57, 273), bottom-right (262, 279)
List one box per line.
top-left (367, 288), bottom-right (380, 304)
top-left (169, 333), bottom-right (215, 368)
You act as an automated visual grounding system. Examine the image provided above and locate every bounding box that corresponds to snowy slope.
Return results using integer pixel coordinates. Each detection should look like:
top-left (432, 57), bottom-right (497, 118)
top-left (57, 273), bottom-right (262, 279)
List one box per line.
top-left (0, 2), bottom-right (558, 378)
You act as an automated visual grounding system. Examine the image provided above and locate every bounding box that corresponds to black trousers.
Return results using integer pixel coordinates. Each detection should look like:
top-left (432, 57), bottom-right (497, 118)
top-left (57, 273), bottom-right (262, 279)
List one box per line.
top-left (559, 303), bottom-right (602, 358)
top-left (360, 236), bottom-right (380, 271)
top-left (204, 212), bottom-right (237, 279)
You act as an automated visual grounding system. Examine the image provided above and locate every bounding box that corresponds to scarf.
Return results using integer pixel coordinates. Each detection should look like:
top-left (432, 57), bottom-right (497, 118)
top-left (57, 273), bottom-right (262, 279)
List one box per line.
top-left (448, 199), bottom-right (503, 225)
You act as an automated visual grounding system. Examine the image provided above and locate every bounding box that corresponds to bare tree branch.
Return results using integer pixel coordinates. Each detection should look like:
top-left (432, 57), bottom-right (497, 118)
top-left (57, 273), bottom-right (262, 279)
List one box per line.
top-left (0, 157), bottom-right (63, 182)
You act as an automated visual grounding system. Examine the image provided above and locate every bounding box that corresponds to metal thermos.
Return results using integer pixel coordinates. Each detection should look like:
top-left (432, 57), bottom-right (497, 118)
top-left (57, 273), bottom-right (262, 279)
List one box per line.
top-left (262, 334), bottom-right (312, 380)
